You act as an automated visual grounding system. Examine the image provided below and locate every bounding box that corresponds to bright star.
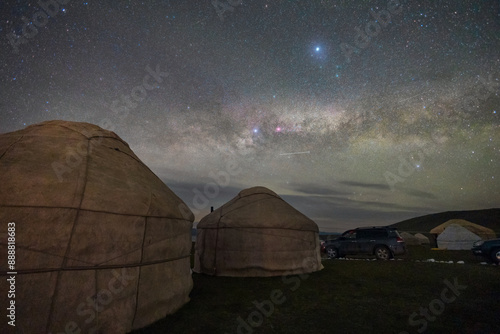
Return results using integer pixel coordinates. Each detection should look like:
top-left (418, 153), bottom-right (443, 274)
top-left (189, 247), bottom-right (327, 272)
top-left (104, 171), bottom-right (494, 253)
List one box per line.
top-left (311, 44), bottom-right (327, 60)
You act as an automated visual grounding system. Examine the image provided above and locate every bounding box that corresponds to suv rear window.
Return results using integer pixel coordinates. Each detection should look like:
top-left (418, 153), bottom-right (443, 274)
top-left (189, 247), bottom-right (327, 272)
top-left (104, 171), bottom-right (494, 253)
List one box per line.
top-left (387, 229), bottom-right (401, 238)
top-left (357, 229), bottom-right (387, 239)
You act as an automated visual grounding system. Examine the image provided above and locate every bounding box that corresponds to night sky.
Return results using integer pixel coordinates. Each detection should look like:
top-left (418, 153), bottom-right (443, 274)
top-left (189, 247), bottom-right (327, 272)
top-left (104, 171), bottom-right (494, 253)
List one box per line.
top-left (1, 0), bottom-right (499, 232)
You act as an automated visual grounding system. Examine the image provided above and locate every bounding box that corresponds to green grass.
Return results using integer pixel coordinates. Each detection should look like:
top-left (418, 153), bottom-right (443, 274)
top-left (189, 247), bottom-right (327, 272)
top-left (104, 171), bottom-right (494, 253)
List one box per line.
top-left (403, 244), bottom-right (483, 262)
top-left (132, 246), bottom-right (500, 334)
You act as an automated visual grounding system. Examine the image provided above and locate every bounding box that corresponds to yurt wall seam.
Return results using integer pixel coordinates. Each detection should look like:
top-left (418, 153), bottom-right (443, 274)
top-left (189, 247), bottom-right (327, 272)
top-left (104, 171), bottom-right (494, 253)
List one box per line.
top-left (55, 124), bottom-right (97, 139)
top-left (0, 135), bottom-right (24, 160)
top-left (238, 191), bottom-right (280, 199)
top-left (51, 123), bottom-right (144, 174)
top-left (88, 135), bottom-right (127, 144)
top-left (131, 265), bottom-right (142, 329)
top-left (213, 211), bottom-right (223, 275)
top-left (47, 138), bottom-right (92, 333)
top-left (50, 123), bottom-right (124, 145)
top-left (94, 265), bottom-right (100, 329)
top-left (0, 205), bottom-right (184, 220)
top-left (2, 255), bottom-right (191, 275)
top-left (199, 226), bottom-right (318, 233)
top-left (110, 142), bottom-right (190, 220)
top-left (104, 144), bottom-right (144, 166)
top-left (213, 227), bottom-right (319, 242)
top-left (131, 191), bottom-right (153, 327)
top-left (0, 227), bottom-right (190, 275)
top-left (59, 137), bottom-right (91, 268)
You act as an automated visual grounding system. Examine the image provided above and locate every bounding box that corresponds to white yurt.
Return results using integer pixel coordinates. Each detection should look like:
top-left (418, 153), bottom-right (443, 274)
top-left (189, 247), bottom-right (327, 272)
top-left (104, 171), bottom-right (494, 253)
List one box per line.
top-left (436, 224), bottom-right (482, 250)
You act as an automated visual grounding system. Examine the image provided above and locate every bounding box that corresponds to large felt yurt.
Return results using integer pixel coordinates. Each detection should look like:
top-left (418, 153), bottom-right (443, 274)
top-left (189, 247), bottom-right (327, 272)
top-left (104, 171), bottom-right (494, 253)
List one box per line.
top-left (0, 120), bottom-right (194, 333)
top-left (194, 186), bottom-right (323, 277)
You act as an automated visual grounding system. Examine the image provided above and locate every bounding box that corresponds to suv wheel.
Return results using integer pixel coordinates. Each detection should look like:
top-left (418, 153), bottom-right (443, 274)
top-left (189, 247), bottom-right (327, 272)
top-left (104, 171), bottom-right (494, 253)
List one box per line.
top-left (326, 247), bottom-right (339, 259)
top-left (490, 248), bottom-right (500, 264)
top-left (375, 246), bottom-right (392, 260)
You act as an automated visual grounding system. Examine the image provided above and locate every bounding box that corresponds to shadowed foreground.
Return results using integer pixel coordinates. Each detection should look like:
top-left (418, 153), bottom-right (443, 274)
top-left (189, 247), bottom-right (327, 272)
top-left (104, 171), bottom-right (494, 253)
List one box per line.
top-left (132, 246), bottom-right (500, 333)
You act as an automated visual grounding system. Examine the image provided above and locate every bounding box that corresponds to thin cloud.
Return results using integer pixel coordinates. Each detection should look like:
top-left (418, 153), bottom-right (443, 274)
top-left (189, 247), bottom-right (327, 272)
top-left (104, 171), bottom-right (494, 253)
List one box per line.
top-left (338, 180), bottom-right (391, 190)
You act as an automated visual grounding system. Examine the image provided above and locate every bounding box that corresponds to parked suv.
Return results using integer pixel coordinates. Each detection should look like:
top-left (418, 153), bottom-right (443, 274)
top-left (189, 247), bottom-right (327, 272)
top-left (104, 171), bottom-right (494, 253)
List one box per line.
top-left (471, 239), bottom-right (500, 263)
top-left (323, 226), bottom-right (406, 260)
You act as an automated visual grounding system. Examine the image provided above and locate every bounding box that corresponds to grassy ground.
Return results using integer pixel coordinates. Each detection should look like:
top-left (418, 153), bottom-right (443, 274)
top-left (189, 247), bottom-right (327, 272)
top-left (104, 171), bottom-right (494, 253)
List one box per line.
top-left (132, 246), bottom-right (500, 334)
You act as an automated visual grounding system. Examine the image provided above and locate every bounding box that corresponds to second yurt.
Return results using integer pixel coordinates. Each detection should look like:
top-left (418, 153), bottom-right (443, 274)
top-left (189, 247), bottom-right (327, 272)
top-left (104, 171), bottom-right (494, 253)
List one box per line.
top-left (194, 186), bottom-right (323, 277)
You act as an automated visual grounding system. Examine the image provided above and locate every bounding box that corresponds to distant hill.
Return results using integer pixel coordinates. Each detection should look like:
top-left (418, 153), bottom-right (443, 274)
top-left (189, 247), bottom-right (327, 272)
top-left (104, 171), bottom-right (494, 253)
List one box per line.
top-left (390, 208), bottom-right (500, 235)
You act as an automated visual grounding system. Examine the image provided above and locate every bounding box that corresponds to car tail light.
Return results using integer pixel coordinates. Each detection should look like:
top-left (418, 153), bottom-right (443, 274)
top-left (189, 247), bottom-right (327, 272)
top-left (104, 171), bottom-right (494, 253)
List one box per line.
top-left (396, 237), bottom-right (404, 243)
top-left (473, 240), bottom-right (484, 247)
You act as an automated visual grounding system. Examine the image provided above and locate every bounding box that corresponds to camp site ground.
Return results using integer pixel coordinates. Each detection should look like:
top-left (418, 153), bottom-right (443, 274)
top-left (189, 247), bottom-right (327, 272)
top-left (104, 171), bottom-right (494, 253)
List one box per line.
top-left (130, 243), bottom-right (500, 334)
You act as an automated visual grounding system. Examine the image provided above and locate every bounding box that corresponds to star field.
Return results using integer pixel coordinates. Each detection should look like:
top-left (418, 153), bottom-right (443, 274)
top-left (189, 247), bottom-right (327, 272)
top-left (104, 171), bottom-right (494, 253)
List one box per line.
top-left (1, 0), bottom-right (499, 232)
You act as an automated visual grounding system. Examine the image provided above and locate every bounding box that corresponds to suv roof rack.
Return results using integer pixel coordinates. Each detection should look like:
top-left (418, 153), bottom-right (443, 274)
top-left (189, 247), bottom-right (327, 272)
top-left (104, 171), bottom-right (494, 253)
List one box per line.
top-left (355, 226), bottom-right (395, 230)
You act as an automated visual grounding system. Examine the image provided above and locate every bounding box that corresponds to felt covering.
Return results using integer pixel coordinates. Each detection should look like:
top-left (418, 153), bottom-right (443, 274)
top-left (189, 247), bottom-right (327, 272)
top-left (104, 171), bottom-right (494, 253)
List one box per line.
top-left (436, 224), bottom-right (482, 250)
top-left (194, 186), bottom-right (323, 277)
top-left (0, 120), bottom-right (194, 333)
